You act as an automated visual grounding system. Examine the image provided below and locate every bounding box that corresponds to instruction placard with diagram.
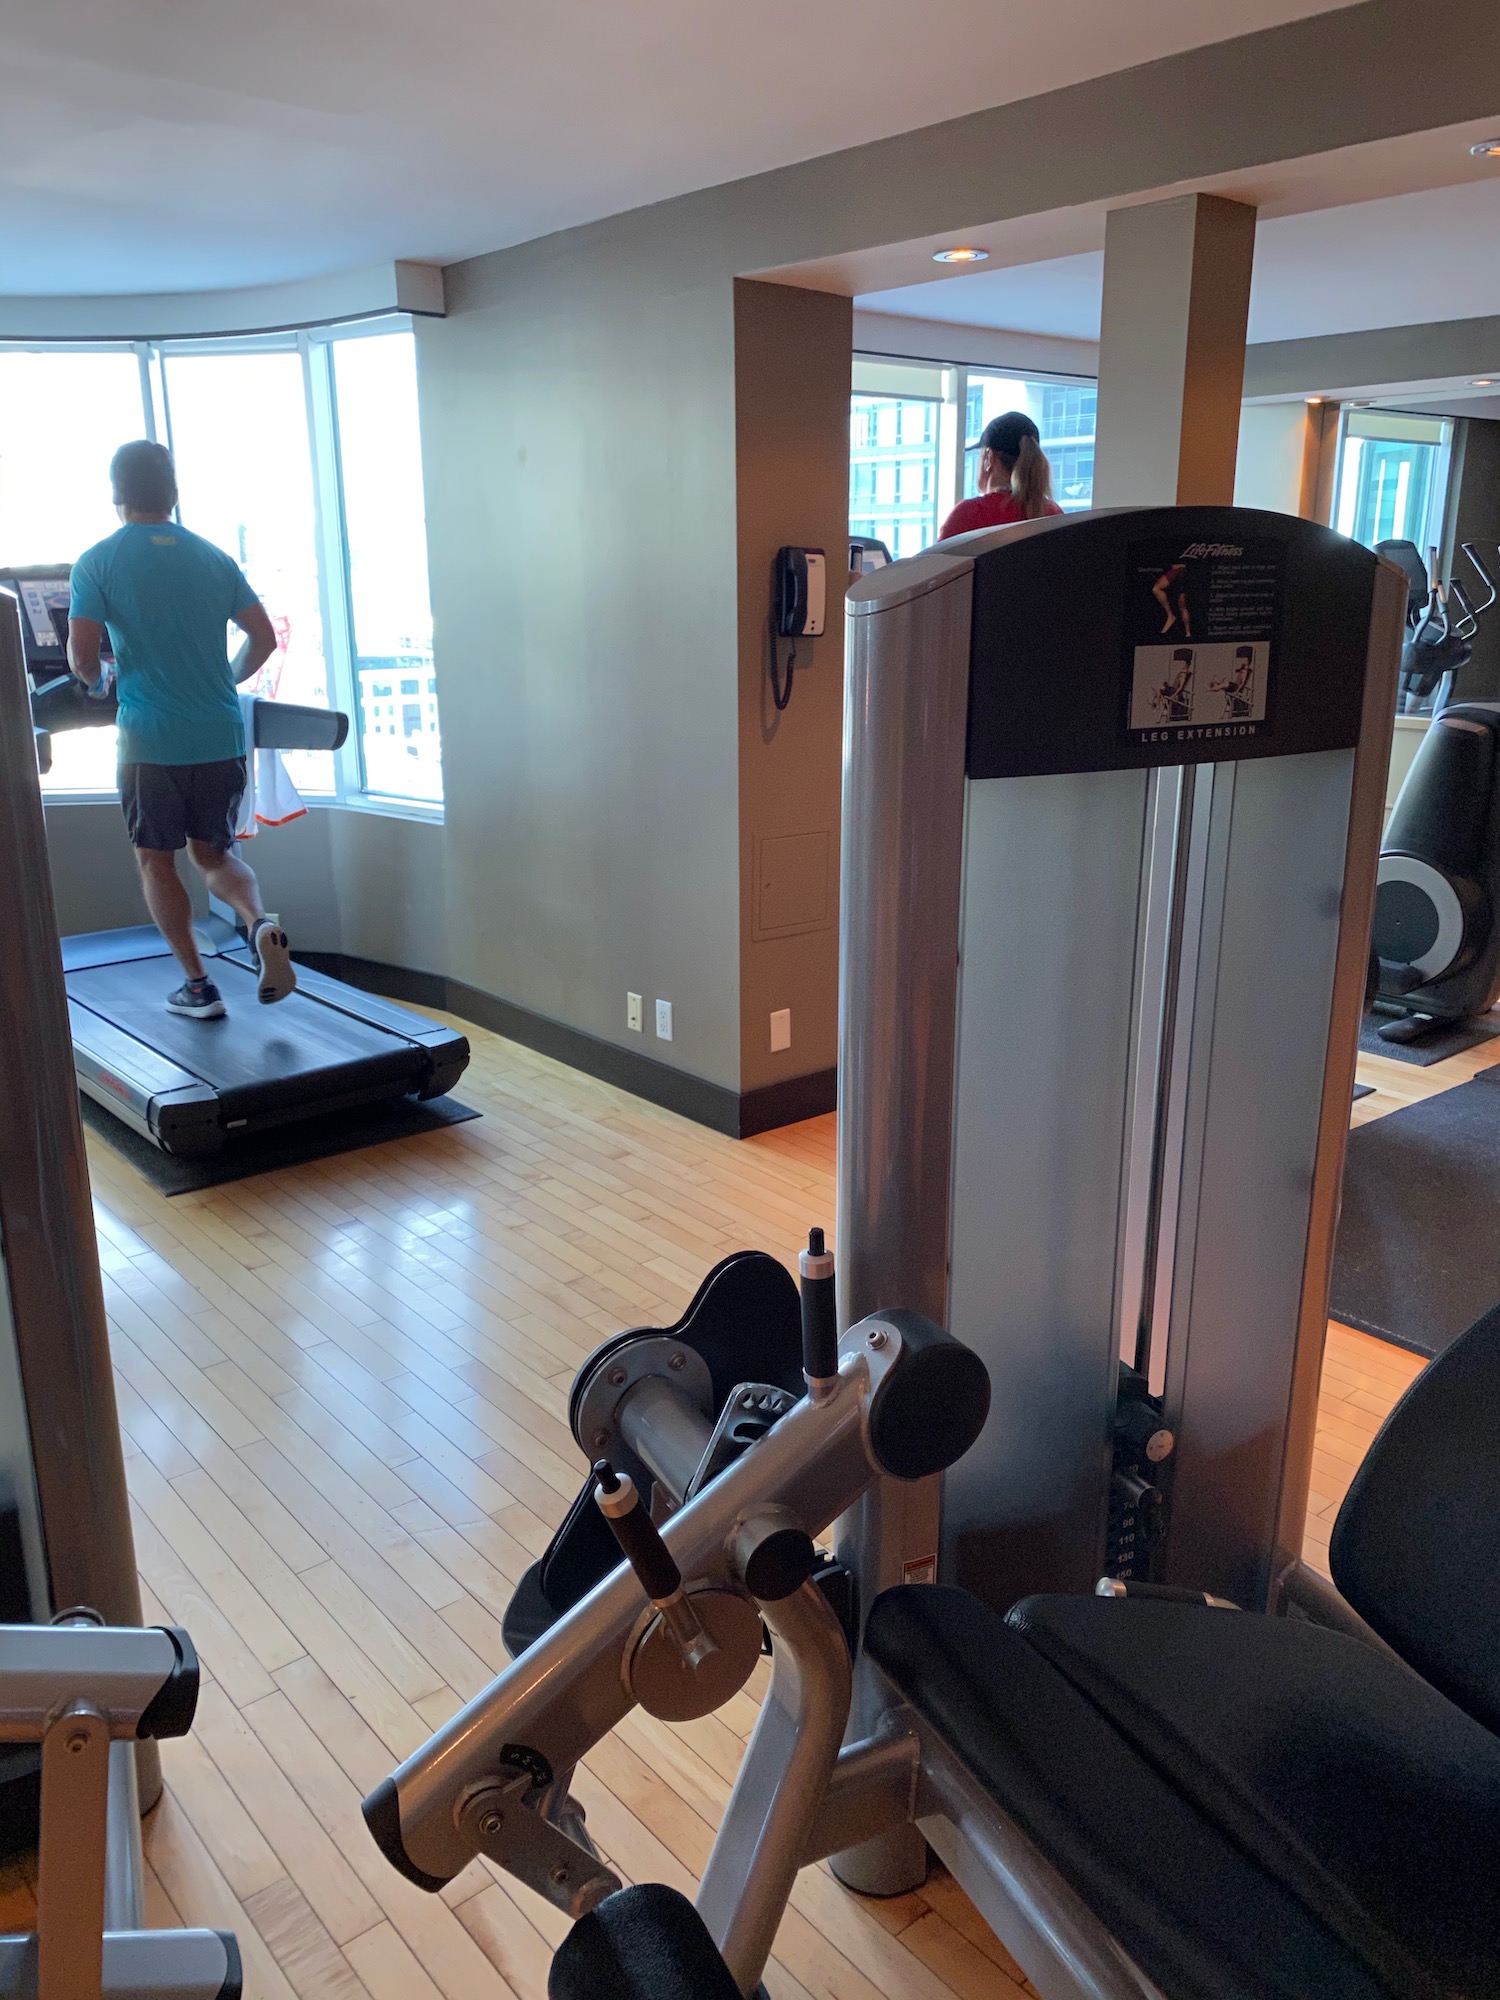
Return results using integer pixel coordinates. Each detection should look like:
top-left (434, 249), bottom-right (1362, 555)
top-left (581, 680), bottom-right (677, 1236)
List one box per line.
top-left (1124, 537), bottom-right (1283, 748)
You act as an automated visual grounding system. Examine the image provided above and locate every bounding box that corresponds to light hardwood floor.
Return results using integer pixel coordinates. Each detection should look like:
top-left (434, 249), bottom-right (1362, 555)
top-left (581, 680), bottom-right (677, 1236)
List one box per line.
top-left (2, 1011), bottom-right (1494, 1998)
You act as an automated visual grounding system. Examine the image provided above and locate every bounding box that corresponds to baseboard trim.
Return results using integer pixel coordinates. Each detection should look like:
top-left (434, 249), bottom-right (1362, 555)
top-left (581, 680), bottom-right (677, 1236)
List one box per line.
top-left (737, 1066), bottom-right (838, 1136)
top-left (293, 951), bottom-right (836, 1139)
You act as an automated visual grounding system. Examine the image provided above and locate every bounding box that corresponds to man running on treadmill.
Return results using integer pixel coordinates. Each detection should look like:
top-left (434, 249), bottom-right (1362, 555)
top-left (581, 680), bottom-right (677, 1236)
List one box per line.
top-left (68, 440), bottom-right (296, 1019)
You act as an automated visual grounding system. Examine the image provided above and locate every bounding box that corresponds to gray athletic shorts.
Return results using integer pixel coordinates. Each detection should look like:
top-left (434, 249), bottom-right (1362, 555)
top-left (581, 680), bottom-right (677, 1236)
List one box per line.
top-left (119, 758), bottom-right (247, 853)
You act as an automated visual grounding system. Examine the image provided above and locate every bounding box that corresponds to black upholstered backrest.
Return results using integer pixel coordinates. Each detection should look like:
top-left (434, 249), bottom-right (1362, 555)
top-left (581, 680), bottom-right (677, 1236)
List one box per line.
top-left (1330, 1299), bottom-right (1500, 1733)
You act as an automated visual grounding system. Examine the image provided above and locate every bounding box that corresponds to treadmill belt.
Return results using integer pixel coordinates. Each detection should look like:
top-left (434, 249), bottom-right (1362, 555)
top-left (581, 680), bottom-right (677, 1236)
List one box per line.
top-left (66, 955), bottom-right (412, 1093)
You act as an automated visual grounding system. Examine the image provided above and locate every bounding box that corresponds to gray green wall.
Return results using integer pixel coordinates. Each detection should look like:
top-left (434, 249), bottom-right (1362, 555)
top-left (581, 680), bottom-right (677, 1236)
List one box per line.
top-left (43, 800), bottom-right (445, 973)
top-left (415, 237), bottom-right (744, 1087)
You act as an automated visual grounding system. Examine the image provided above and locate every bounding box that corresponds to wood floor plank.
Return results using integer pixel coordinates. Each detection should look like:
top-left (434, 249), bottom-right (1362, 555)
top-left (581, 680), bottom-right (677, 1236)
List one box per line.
top-left (243, 1874), bottom-right (380, 2000)
top-left (142, 1785), bottom-right (302, 2000)
top-left (241, 1692), bottom-right (522, 2000)
top-left (196, 1687), bottom-right (385, 1946)
top-left (450, 1882), bottom-right (560, 2000)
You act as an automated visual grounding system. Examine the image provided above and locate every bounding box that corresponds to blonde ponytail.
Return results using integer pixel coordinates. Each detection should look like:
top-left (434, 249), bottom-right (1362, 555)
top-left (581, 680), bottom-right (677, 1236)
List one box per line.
top-left (1010, 433), bottom-right (1054, 519)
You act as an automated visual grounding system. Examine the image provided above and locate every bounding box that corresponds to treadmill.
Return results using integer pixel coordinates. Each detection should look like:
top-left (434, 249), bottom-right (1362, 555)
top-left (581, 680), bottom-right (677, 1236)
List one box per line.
top-left (6, 568), bottom-right (470, 1157)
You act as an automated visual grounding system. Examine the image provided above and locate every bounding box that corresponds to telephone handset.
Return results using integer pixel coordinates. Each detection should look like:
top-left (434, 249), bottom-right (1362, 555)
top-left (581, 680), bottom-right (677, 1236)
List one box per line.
top-left (770, 547), bottom-right (826, 711)
top-left (773, 547), bottom-right (826, 639)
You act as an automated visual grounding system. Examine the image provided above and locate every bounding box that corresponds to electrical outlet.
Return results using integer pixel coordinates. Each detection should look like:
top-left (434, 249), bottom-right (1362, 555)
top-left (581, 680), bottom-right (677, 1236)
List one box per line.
top-left (769, 1008), bottom-right (792, 1052)
top-left (655, 999), bottom-right (673, 1042)
top-left (627, 992), bottom-right (643, 1033)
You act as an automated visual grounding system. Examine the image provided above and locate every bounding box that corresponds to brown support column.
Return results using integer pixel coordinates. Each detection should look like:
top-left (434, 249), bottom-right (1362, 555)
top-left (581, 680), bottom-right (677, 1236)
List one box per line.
top-left (0, 596), bottom-right (160, 1806)
top-left (1093, 194), bottom-right (1257, 508)
top-left (1299, 398), bottom-right (1343, 522)
top-left (732, 279), bottom-right (852, 1134)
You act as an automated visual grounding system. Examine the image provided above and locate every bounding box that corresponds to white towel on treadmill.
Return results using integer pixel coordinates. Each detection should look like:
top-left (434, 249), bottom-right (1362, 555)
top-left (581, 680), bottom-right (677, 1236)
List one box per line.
top-left (234, 693), bottom-right (308, 838)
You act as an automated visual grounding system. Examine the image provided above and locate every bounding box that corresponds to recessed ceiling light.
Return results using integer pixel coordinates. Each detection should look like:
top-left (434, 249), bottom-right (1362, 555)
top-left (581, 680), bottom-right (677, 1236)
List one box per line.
top-left (933, 246), bottom-right (989, 264)
top-left (1474, 377), bottom-right (1495, 388)
top-left (1349, 399), bottom-right (1373, 408)
top-left (1470, 138), bottom-right (1500, 158)
top-left (1305, 394), bottom-right (1324, 404)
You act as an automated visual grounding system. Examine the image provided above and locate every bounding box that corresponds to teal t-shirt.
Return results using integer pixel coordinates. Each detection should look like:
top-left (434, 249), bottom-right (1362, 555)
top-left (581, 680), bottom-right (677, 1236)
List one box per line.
top-left (69, 522), bottom-right (259, 766)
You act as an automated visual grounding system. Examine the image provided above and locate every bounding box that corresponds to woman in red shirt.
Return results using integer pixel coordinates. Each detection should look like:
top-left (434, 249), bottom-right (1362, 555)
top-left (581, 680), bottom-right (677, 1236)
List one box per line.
top-left (938, 410), bottom-right (1065, 539)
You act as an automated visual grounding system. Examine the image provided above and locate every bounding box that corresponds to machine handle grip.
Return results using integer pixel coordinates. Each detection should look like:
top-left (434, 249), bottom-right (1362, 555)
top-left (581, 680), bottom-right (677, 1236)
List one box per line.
top-left (798, 1227), bottom-right (838, 1382)
top-left (593, 1462), bottom-right (681, 1604)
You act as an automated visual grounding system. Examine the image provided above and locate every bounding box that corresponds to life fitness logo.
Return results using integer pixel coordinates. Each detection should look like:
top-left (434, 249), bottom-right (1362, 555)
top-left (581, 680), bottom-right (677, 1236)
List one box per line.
top-left (1177, 542), bottom-right (1243, 559)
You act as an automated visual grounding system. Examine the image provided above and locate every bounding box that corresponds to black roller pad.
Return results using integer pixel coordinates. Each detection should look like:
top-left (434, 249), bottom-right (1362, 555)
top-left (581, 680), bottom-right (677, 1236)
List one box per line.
top-left (549, 1885), bottom-right (740, 2000)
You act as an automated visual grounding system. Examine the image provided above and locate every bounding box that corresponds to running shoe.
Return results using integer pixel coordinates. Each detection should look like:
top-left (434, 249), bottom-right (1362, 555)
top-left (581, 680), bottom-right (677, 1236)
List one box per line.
top-left (251, 919), bottom-right (297, 1005)
top-left (166, 977), bottom-right (226, 1019)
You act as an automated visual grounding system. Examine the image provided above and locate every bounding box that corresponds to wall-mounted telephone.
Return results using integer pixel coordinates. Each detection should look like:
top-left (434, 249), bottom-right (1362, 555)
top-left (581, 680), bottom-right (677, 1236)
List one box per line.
top-left (774, 546), bottom-right (826, 638)
top-left (770, 546), bottom-right (825, 711)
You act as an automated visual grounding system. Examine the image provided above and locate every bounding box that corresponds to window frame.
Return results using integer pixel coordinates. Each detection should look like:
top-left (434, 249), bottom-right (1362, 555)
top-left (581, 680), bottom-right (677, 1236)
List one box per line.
top-left (3, 316), bottom-right (442, 821)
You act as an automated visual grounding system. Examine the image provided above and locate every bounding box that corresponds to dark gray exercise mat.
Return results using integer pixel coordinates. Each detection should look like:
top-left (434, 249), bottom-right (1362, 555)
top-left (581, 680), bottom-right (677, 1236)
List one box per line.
top-left (1331, 1070), bottom-right (1500, 1358)
top-left (79, 1091), bottom-right (480, 1195)
top-left (1358, 1014), bottom-right (1500, 1068)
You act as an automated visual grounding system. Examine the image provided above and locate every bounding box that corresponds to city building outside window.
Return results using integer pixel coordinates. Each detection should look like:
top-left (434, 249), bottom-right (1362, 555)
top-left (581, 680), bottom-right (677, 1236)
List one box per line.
top-left (849, 382), bottom-right (944, 559)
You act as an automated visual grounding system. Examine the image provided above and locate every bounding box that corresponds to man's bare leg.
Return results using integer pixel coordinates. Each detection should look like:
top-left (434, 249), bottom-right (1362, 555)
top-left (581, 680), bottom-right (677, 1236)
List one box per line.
top-left (187, 839), bottom-right (296, 1004)
top-left (136, 849), bottom-right (207, 979)
top-left (186, 839), bottom-right (264, 933)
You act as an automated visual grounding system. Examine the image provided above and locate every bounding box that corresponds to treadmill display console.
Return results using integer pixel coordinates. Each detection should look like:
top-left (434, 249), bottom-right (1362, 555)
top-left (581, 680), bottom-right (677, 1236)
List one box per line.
top-left (0, 567), bottom-right (108, 686)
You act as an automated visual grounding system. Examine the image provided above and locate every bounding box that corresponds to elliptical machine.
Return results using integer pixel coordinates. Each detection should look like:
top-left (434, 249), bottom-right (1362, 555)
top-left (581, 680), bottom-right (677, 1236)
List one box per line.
top-left (1370, 538), bottom-right (1500, 1044)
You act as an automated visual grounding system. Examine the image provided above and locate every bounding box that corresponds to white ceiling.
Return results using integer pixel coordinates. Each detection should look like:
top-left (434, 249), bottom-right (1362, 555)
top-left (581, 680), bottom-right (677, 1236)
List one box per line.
top-left (857, 176), bottom-right (1500, 345)
top-left (0, 0), bottom-right (1360, 296)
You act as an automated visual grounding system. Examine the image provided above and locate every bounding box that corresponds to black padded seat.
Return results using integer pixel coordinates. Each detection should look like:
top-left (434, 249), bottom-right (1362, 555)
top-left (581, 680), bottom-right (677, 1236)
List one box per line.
top-left (869, 1301), bottom-right (1500, 2000)
top-left (866, 1587), bottom-right (1395, 2000)
top-left (1330, 1297), bottom-right (1500, 1733)
top-left (1008, 1593), bottom-right (1500, 1999)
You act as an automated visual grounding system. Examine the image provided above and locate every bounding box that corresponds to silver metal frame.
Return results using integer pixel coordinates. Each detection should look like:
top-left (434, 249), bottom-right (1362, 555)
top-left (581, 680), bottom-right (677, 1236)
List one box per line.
top-left (368, 1315), bottom-right (1180, 2000)
top-left (376, 1329), bottom-right (897, 1899)
top-left (838, 519), bottom-right (1407, 1619)
top-left (0, 1623), bottom-right (237, 2000)
top-left (914, 1728), bottom-right (1166, 2000)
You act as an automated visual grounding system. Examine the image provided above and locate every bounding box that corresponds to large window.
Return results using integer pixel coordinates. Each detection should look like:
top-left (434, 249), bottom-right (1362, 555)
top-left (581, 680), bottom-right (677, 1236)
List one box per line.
top-left (0, 322), bottom-right (441, 809)
top-left (1334, 409), bottom-right (1453, 556)
top-left (165, 350), bottom-right (332, 795)
top-left (848, 357), bottom-right (954, 560)
top-left (1333, 409), bottom-right (1458, 720)
top-left (849, 354), bottom-right (1097, 565)
top-left (0, 350), bottom-right (150, 792)
top-left (332, 334), bottom-right (440, 803)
